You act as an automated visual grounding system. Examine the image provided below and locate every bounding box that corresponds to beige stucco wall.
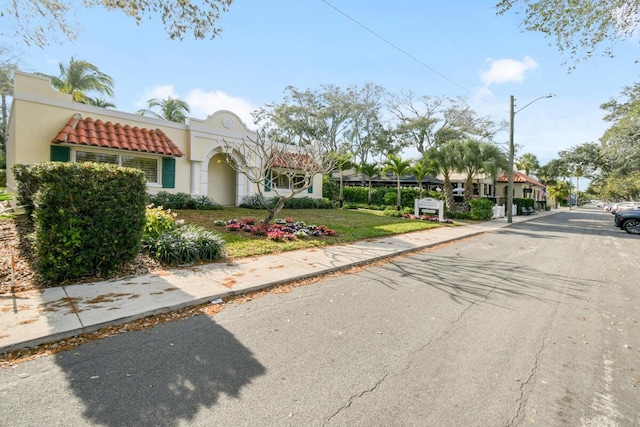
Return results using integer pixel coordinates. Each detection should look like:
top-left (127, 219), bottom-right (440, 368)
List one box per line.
top-left (6, 72), bottom-right (324, 205)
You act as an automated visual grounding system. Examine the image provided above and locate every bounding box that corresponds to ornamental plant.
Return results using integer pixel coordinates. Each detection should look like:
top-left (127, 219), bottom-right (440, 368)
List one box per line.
top-left (214, 216), bottom-right (337, 241)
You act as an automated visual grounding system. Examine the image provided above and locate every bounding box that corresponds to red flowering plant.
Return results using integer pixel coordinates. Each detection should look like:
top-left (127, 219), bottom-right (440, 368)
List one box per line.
top-left (216, 217), bottom-right (337, 241)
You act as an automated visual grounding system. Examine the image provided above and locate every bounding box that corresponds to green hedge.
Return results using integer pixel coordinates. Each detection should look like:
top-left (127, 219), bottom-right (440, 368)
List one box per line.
top-left (339, 186), bottom-right (440, 208)
top-left (149, 191), bottom-right (222, 210)
top-left (239, 194), bottom-right (333, 209)
top-left (12, 162), bottom-right (147, 282)
top-left (514, 197), bottom-right (535, 215)
top-left (469, 198), bottom-right (495, 220)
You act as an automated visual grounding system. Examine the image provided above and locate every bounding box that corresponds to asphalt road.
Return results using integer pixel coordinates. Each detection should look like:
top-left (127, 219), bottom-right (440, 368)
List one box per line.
top-left (1, 206), bottom-right (639, 427)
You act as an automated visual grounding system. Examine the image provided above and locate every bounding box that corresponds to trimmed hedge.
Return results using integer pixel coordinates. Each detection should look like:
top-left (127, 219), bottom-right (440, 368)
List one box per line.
top-left (514, 197), bottom-right (535, 215)
top-left (469, 198), bottom-right (495, 220)
top-left (149, 191), bottom-right (222, 210)
top-left (12, 162), bottom-right (147, 282)
top-left (239, 194), bottom-right (333, 210)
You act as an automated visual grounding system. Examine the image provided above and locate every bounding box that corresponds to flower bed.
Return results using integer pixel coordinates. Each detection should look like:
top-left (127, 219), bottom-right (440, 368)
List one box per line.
top-left (402, 213), bottom-right (454, 224)
top-left (214, 217), bottom-right (336, 241)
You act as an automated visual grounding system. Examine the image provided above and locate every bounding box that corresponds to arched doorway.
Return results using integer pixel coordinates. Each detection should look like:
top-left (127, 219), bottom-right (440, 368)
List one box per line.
top-left (208, 153), bottom-right (236, 206)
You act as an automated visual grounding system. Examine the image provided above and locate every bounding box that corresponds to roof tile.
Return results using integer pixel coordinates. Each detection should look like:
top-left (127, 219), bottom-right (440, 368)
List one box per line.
top-left (52, 115), bottom-right (184, 157)
top-left (496, 171), bottom-right (544, 186)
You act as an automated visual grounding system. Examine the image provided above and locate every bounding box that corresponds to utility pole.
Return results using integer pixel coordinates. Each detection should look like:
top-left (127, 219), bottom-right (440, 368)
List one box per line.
top-left (506, 94), bottom-right (554, 224)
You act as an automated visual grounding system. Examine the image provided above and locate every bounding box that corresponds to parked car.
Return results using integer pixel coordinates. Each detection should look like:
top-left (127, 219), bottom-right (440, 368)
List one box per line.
top-left (610, 202), bottom-right (640, 214)
top-left (614, 209), bottom-right (640, 234)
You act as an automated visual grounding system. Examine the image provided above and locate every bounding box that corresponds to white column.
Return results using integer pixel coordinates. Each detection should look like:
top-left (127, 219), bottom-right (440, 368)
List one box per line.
top-left (190, 161), bottom-right (201, 196)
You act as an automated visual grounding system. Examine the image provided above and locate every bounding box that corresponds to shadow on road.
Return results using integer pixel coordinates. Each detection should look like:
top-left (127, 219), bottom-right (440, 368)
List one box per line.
top-left (55, 314), bottom-right (265, 426)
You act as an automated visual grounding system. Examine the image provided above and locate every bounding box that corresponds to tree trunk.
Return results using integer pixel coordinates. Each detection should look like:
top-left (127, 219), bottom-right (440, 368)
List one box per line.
top-left (339, 171), bottom-right (344, 208)
top-left (444, 176), bottom-right (455, 211)
top-left (396, 178), bottom-right (401, 210)
top-left (263, 197), bottom-right (286, 225)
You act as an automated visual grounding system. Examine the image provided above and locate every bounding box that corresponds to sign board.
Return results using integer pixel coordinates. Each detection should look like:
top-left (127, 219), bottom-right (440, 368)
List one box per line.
top-left (414, 198), bottom-right (444, 222)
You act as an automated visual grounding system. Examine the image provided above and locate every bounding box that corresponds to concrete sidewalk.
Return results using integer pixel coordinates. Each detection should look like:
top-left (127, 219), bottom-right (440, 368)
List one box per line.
top-left (0, 210), bottom-right (560, 354)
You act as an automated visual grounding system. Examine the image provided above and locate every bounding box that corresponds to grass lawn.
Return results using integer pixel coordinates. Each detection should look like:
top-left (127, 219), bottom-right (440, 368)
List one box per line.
top-left (176, 208), bottom-right (456, 259)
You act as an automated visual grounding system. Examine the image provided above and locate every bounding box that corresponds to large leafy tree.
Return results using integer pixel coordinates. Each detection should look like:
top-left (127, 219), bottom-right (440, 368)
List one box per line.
top-left (383, 154), bottom-right (412, 211)
top-left (45, 57), bottom-right (115, 104)
top-left (137, 97), bottom-right (191, 123)
top-left (496, 0), bottom-right (640, 66)
top-left (2, 0), bottom-right (233, 47)
top-left (599, 83), bottom-right (640, 175)
top-left (346, 83), bottom-right (387, 167)
top-left (254, 84), bottom-right (353, 150)
top-left (388, 92), bottom-right (503, 155)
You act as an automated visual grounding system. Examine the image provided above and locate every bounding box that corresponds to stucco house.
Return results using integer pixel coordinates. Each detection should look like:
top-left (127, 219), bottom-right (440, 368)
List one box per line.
top-left (495, 171), bottom-right (547, 207)
top-left (5, 72), bottom-right (323, 206)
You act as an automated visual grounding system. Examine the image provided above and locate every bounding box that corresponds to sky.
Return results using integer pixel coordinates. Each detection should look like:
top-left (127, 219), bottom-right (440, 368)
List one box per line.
top-left (6, 0), bottom-right (640, 168)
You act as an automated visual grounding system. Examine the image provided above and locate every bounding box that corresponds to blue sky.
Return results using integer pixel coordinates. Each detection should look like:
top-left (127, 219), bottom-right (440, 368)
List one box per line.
top-left (9, 0), bottom-right (640, 167)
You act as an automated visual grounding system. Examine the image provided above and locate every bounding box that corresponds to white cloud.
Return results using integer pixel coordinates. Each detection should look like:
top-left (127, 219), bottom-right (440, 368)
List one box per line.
top-left (134, 85), bottom-right (179, 109)
top-left (133, 85), bottom-right (257, 128)
top-left (185, 89), bottom-right (257, 129)
top-left (481, 56), bottom-right (538, 86)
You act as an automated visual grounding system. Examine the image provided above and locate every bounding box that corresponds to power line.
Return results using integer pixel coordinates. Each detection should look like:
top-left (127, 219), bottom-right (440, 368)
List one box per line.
top-left (320, 0), bottom-right (506, 112)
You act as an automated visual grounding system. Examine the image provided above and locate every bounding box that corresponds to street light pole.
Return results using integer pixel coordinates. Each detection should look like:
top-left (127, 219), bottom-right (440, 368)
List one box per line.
top-left (507, 95), bottom-right (515, 223)
top-left (506, 94), bottom-right (554, 224)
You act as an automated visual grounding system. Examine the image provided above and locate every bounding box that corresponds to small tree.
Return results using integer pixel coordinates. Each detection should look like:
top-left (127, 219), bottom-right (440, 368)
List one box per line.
top-left (359, 162), bottom-right (380, 205)
top-left (223, 132), bottom-right (340, 225)
top-left (334, 153), bottom-right (353, 208)
top-left (383, 154), bottom-right (412, 210)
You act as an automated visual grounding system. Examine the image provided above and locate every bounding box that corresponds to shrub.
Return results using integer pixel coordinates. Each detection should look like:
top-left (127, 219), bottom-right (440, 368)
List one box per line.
top-left (469, 198), bottom-right (495, 221)
top-left (146, 225), bottom-right (225, 265)
top-left (143, 205), bottom-right (177, 241)
top-left (13, 162), bottom-right (147, 282)
top-left (383, 208), bottom-right (403, 217)
top-left (193, 195), bottom-right (222, 210)
top-left (239, 193), bottom-right (267, 209)
top-left (148, 191), bottom-right (221, 210)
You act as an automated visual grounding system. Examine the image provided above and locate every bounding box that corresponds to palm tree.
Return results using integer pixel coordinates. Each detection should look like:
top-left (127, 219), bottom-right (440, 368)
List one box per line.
top-left (517, 153), bottom-right (540, 176)
top-left (411, 158), bottom-right (437, 199)
top-left (383, 154), bottom-right (412, 210)
top-left (48, 57), bottom-right (114, 104)
top-left (88, 97), bottom-right (116, 108)
top-left (137, 97), bottom-right (191, 124)
top-left (334, 153), bottom-right (353, 208)
top-left (459, 139), bottom-right (507, 207)
top-left (359, 162), bottom-right (380, 205)
top-left (427, 140), bottom-right (464, 211)
top-left (547, 180), bottom-right (572, 209)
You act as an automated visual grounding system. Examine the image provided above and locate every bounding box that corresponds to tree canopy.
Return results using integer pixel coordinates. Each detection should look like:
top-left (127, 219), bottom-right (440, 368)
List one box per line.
top-left (496, 0), bottom-right (640, 66)
top-left (2, 0), bottom-right (233, 47)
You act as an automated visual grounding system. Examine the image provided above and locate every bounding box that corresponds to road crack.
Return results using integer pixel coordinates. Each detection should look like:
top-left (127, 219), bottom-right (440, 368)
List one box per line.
top-left (324, 373), bottom-right (389, 425)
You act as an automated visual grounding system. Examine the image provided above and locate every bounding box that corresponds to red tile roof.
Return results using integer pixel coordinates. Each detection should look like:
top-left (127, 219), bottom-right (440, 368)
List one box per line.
top-left (52, 114), bottom-right (184, 157)
top-left (496, 171), bottom-right (544, 186)
top-left (270, 151), bottom-right (318, 170)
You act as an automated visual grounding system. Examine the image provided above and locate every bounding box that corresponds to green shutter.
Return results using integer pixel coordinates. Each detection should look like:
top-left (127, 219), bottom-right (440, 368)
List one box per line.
top-left (162, 157), bottom-right (176, 189)
top-left (264, 169), bottom-right (271, 192)
top-left (50, 146), bottom-right (70, 162)
top-left (307, 175), bottom-right (313, 194)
